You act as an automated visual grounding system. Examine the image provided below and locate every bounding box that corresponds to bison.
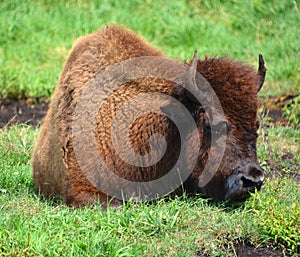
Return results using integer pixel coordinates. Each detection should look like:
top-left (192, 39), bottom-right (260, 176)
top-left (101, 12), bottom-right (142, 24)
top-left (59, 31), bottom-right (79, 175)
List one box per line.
top-left (32, 24), bottom-right (266, 207)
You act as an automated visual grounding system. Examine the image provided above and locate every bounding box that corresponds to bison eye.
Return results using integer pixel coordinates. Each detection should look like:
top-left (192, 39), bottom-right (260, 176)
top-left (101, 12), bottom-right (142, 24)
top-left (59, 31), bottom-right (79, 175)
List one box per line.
top-left (204, 119), bottom-right (227, 137)
top-left (212, 121), bottom-right (227, 136)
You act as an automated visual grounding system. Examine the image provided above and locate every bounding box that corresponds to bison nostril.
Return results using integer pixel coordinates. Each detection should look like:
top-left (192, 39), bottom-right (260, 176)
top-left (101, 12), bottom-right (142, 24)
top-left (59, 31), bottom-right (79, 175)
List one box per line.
top-left (241, 176), bottom-right (263, 190)
top-left (245, 163), bottom-right (264, 178)
top-left (248, 167), bottom-right (264, 178)
top-left (241, 163), bottom-right (264, 190)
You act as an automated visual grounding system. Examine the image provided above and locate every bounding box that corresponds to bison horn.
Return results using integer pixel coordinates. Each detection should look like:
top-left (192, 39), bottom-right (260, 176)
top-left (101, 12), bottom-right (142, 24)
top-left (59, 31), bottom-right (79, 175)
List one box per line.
top-left (185, 50), bottom-right (199, 103)
top-left (257, 54), bottom-right (267, 92)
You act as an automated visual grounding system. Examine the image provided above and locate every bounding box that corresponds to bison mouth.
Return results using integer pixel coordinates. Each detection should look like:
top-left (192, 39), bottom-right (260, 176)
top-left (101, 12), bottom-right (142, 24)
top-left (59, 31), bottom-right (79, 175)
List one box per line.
top-left (226, 188), bottom-right (252, 202)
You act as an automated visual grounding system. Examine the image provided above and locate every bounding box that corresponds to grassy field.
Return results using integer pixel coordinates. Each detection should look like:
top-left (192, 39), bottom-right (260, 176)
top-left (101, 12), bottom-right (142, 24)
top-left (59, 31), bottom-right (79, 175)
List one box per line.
top-left (0, 0), bottom-right (300, 256)
top-left (0, 125), bottom-right (299, 256)
top-left (0, 0), bottom-right (299, 98)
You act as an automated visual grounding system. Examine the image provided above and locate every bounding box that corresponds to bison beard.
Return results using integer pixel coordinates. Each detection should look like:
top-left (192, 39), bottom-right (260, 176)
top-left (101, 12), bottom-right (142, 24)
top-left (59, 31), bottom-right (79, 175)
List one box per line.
top-left (31, 24), bottom-right (266, 207)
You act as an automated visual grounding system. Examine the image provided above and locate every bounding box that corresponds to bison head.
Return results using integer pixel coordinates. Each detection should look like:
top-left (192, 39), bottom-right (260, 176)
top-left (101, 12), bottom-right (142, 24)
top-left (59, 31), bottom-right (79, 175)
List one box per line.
top-left (172, 52), bottom-right (266, 201)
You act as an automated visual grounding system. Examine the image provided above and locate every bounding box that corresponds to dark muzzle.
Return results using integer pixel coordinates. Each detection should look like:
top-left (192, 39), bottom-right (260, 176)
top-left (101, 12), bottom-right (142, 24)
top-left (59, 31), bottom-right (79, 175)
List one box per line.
top-left (225, 162), bottom-right (264, 201)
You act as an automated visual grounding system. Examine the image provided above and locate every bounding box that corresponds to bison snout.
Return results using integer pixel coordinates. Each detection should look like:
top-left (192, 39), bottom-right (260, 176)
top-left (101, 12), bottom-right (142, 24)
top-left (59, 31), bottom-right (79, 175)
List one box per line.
top-left (241, 162), bottom-right (264, 190)
top-left (225, 163), bottom-right (264, 201)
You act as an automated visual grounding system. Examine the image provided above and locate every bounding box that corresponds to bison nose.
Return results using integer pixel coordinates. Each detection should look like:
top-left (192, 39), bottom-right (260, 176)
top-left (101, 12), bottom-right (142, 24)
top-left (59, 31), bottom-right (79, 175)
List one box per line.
top-left (225, 163), bottom-right (264, 201)
top-left (240, 163), bottom-right (264, 191)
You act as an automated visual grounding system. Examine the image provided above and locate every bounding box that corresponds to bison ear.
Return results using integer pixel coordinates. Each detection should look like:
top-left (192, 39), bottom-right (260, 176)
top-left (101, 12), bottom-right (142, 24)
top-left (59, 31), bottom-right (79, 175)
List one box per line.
top-left (184, 51), bottom-right (199, 103)
top-left (257, 54), bottom-right (267, 92)
top-left (172, 50), bottom-right (199, 103)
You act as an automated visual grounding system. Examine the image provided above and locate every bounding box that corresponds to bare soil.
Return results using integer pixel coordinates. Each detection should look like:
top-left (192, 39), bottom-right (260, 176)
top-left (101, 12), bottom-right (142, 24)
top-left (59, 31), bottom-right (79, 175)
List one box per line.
top-left (197, 242), bottom-right (294, 257)
top-left (0, 98), bottom-right (49, 128)
top-left (259, 94), bottom-right (299, 128)
top-left (0, 94), bottom-right (298, 128)
top-left (234, 242), bottom-right (292, 257)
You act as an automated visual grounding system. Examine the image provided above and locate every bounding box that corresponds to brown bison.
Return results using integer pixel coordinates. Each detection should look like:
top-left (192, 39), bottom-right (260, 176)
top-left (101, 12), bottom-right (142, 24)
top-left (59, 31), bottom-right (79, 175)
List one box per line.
top-left (32, 24), bottom-right (266, 207)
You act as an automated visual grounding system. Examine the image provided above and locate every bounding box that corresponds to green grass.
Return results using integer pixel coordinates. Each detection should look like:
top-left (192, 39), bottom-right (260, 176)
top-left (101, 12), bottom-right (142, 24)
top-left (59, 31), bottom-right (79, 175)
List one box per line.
top-left (0, 125), bottom-right (299, 256)
top-left (0, 0), bottom-right (299, 99)
top-left (1, 1), bottom-right (300, 256)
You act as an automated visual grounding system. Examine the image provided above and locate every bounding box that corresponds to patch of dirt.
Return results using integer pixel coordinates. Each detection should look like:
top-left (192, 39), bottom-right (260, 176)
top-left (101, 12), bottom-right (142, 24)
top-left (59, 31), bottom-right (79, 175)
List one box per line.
top-left (197, 242), bottom-right (289, 257)
top-left (235, 242), bottom-right (292, 257)
top-left (264, 157), bottom-right (300, 184)
top-left (260, 94), bottom-right (299, 128)
top-left (0, 98), bottom-right (49, 128)
top-left (1, 94), bottom-right (298, 128)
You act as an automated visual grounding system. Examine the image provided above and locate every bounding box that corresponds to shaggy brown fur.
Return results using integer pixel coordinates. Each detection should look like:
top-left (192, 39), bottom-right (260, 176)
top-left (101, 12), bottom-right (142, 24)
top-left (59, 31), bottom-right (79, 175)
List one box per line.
top-left (32, 24), bottom-right (265, 207)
